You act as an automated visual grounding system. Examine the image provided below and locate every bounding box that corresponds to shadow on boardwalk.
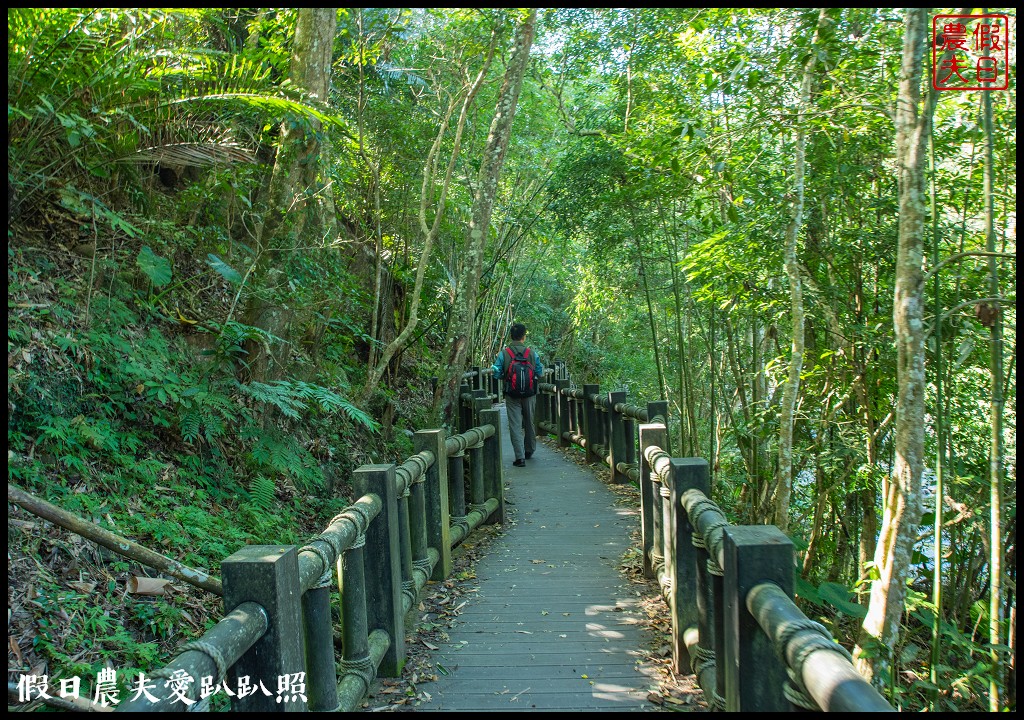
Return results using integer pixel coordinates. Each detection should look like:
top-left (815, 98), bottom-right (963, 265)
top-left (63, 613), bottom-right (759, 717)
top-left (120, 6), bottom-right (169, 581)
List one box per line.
top-left (365, 405), bottom-right (706, 712)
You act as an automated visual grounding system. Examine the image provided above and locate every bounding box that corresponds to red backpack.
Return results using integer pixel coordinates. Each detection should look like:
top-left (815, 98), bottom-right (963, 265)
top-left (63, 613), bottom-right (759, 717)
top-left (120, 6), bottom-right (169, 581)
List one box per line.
top-left (504, 347), bottom-right (537, 398)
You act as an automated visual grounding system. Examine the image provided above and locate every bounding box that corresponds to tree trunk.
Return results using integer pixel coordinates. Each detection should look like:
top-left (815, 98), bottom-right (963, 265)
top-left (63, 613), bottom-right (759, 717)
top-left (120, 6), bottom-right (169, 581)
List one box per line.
top-left (360, 30), bottom-right (499, 403)
top-left (244, 8), bottom-right (336, 382)
top-left (438, 9), bottom-right (537, 422)
top-left (982, 82), bottom-right (1005, 713)
top-left (854, 7), bottom-right (930, 688)
top-left (775, 8), bottom-right (831, 532)
top-left (637, 236), bottom-right (667, 401)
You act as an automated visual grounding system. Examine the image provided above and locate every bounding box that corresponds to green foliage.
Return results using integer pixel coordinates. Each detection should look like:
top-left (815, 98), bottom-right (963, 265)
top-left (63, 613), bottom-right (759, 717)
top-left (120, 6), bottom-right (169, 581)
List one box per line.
top-left (238, 380), bottom-right (379, 430)
top-left (136, 246), bottom-right (173, 287)
top-left (6, 7), bottom-right (1014, 713)
top-left (206, 253), bottom-right (242, 284)
top-left (248, 475), bottom-right (277, 512)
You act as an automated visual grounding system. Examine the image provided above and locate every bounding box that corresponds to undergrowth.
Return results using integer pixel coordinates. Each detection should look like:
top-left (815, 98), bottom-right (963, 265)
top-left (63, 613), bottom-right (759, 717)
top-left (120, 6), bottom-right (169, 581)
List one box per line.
top-left (6, 207), bottom-right (399, 703)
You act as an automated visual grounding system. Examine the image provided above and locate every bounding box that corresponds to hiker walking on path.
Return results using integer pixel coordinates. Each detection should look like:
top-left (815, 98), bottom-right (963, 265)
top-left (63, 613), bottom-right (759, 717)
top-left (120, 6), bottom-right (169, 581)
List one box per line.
top-left (492, 323), bottom-right (543, 467)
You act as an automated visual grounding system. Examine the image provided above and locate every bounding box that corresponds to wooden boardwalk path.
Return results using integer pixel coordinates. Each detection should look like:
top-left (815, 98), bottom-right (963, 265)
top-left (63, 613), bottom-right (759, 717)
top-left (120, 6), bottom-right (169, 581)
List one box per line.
top-left (415, 404), bottom-right (658, 712)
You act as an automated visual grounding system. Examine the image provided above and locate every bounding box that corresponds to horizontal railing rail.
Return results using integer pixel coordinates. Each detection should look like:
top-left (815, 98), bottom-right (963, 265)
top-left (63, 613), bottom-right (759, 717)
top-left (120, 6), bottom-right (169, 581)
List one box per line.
top-left (105, 384), bottom-right (505, 713)
top-left (533, 357), bottom-right (892, 712)
top-left (535, 361), bottom-right (666, 486)
top-left (638, 430), bottom-right (893, 712)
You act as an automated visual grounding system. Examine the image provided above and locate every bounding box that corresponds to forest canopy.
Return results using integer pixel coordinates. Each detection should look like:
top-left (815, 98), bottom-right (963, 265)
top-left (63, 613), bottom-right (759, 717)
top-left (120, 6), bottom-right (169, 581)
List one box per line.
top-left (7, 7), bottom-right (1015, 712)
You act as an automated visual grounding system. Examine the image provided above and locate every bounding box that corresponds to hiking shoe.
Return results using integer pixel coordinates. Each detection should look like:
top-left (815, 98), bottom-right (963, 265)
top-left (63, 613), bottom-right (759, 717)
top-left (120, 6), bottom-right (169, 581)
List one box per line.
top-left (513, 459), bottom-right (526, 467)
top-left (525, 451), bottom-right (533, 459)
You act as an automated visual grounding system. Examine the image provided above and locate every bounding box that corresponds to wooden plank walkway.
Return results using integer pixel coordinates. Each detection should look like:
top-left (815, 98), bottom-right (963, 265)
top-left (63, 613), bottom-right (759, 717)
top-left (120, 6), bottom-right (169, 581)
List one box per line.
top-left (414, 404), bottom-right (658, 712)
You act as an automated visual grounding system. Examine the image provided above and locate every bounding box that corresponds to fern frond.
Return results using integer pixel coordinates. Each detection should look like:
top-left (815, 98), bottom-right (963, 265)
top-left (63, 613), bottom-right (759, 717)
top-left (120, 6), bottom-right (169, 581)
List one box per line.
top-left (337, 398), bottom-right (380, 432)
top-left (248, 475), bottom-right (276, 512)
top-left (284, 381), bottom-right (378, 431)
top-left (180, 408), bottom-right (202, 443)
top-left (238, 380), bottom-right (307, 419)
top-left (164, 93), bottom-right (348, 130)
top-left (203, 416), bottom-right (225, 443)
top-left (132, 141), bottom-right (257, 167)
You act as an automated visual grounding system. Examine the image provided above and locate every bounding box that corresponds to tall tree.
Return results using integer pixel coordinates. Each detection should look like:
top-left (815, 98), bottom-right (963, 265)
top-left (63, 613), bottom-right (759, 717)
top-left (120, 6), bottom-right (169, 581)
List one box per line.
top-left (244, 8), bottom-right (337, 381)
top-left (854, 7), bottom-right (930, 688)
top-left (982, 76), bottom-right (1005, 714)
top-left (437, 8), bottom-right (537, 421)
top-left (773, 8), bottom-right (831, 532)
top-left (360, 15), bottom-right (501, 402)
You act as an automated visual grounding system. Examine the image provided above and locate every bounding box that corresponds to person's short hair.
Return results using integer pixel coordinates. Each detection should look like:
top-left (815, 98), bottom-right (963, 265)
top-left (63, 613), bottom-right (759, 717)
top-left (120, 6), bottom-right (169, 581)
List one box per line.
top-left (510, 323), bottom-right (527, 341)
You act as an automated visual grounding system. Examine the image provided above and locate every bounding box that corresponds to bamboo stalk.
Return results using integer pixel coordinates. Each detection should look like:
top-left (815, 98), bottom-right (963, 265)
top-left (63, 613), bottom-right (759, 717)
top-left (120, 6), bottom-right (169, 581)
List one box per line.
top-left (7, 484), bottom-right (223, 595)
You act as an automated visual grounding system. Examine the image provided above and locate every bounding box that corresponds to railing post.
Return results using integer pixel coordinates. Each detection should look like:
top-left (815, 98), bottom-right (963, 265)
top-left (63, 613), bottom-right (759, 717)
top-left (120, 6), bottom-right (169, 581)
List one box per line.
top-left (623, 411), bottom-right (636, 471)
top-left (222, 545), bottom-right (306, 712)
top-left (471, 365), bottom-right (481, 392)
top-left (582, 384), bottom-right (599, 463)
top-left (448, 450), bottom-right (466, 528)
top-left (692, 503), bottom-right (718, 708)
top-left (395, 478), bottom-right (415, 615)
top-left (575, 391), bottom-right (585, 444)
top-left (542, 369), bottom-right (554, 436)
top-left (353, 464), bottom-right (405, 677)
top-left (638, 424), bottom-right (664, 581)
top-left (338, 522), bottom-right (371, 709)
top-left (566, 390), bottom-right (577, 437)
top-left (472, 389), bottom-right (488, 429)
top-left (303, 582), bottom-right (338, 711)
top-left (647, 401), bottom-right (669, 445)
top-left (723, 525), bottom-right (794, 711)
top-left (608, 390), bottom-right (627, 483)
top-left (414, 430), bottom-right (451, 581)
top-left (459, 381), bottom-right (472, 433)
top-left (407, 466), bottom-right (429, 585)
top-left (468, 438), bottom-right (485, 509)
top-left (534, 373), bottom-right (545, 431)
top-left (480, 408), bottom-right (504, 524)
top-left (555, 378), bottom-right (570, 448)
top-left (672, 459), bottom-right (709, 675)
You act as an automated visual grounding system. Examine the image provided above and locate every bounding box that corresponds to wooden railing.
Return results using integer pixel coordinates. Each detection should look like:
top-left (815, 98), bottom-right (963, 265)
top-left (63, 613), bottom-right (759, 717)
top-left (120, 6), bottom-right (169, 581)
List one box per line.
top-left (536, 360), bottom-right (667, 485)
top-left (108, 391), bottom-right (504, 712)
top-left (534, 360), bottom-right (893, 712)
top-left (12, 357), bottom-right (895, 712)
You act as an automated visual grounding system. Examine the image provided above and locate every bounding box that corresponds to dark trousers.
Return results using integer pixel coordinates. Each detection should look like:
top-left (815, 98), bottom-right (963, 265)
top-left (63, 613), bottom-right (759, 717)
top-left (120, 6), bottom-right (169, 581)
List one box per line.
top-left (505, 395), bottom-right (536, 461)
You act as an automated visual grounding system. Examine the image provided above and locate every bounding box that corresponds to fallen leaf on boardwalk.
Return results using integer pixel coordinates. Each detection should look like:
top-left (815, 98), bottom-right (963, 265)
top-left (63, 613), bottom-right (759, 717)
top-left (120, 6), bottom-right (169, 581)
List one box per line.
top-left (422, 640), bottom-right (439, 650)
top-left (648, 692), bottom-right (665, 705)
top-left (540, 610), bottom-right (549, 615)
top-left (531, 559), bottom-right (545, 564)
top-left (516, 630), bottom-right (533, 634)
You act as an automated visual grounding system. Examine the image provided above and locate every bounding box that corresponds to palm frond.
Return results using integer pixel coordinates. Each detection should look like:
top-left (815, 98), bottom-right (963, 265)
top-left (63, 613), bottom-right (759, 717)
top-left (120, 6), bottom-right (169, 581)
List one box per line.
top-left (122, 142), bottom-right (257, 167)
